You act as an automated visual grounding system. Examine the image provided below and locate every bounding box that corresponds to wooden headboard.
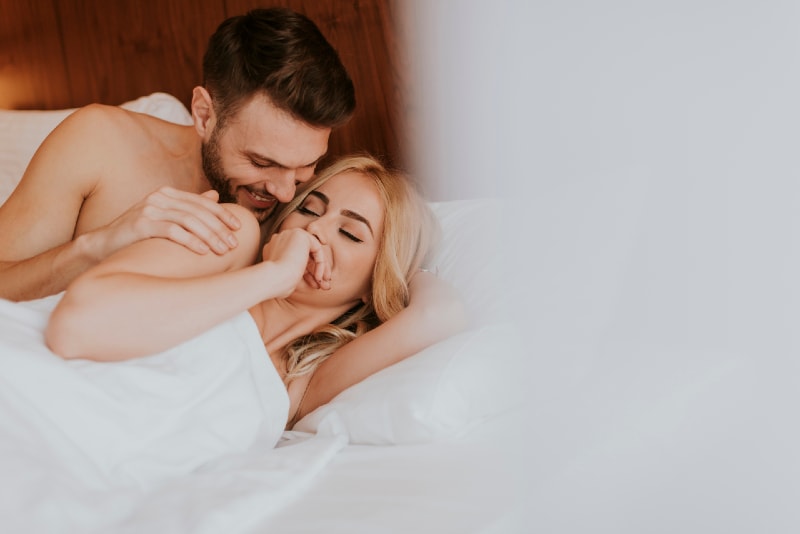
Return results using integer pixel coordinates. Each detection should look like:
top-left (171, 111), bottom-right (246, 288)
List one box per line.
top-left (0, 0), bottom-right (409, 170)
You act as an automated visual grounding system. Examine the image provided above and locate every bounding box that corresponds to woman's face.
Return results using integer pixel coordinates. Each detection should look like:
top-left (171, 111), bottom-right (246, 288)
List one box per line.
top-left (279, 170), bottom-right (385, 307)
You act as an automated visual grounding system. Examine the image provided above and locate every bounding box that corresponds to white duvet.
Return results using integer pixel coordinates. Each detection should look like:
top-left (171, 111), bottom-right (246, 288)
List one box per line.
top-left (0, 294), bottom-right (347, 533)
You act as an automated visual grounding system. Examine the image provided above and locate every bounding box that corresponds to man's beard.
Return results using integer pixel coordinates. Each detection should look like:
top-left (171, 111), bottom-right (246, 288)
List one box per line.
top-left (200, 130), bottom-right (274, 224)
top-left (201, 129), bottom-right (236, 204)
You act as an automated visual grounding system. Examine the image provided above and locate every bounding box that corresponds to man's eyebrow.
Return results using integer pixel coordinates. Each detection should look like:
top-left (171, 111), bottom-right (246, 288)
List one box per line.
top-left (308, 191), bottom-right (374, 236)
top-left (245, 151), bottom-right (285, 168)
top-left (246, 151), bottom-right (325, 169)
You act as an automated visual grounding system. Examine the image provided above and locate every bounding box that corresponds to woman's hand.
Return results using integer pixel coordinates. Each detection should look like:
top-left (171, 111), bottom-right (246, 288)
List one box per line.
top-left (261, 228), bottom-right (331, 297)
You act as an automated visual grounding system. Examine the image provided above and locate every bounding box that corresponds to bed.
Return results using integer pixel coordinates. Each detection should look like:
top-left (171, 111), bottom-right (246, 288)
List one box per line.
top-left (8, 3), bottom-right (796, 531)
top-left (0, 94), bottom-right (529, 533)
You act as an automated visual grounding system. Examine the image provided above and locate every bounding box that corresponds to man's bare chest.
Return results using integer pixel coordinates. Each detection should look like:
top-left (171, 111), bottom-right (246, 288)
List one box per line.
top-left (73, 162), bottom-right (207, 236)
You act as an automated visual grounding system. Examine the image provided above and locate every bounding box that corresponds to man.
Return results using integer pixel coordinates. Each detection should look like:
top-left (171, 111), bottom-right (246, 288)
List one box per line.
top-left (0, 7), bottom-right (355, 301)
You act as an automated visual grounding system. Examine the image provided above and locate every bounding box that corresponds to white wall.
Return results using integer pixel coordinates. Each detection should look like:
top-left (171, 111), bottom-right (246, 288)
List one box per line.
top-left (405, 1), bottom-right (800, 532)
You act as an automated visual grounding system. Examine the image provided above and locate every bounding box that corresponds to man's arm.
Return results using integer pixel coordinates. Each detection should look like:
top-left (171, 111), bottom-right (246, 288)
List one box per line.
top-left (0, 104), bottom-right (241, 301)
top-left (0, 237), bottom-right (105, 303)
top-left (0, 107), bottom-right (101, 300)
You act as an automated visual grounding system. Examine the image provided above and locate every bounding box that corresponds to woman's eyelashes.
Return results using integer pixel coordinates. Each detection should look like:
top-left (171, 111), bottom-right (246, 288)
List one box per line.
top-left (339, 229), bottom-right (363, 243)
top-left (296, 204), bottom-right (364, 243)
top-left (297, 205), bottom-right (320, 217)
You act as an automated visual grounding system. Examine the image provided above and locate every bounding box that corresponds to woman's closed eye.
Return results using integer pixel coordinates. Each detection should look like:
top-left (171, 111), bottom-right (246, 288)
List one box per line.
top-left (297, 194), bottom-right (326, 217)
top-left (339, 229), bottom-right (363, 243)
top-left (297, 205), bottom-right (320, 217)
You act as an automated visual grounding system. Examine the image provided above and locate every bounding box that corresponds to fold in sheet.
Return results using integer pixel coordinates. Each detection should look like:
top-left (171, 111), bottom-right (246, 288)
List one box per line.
top-left (0, 294), bottom-right (346, 532)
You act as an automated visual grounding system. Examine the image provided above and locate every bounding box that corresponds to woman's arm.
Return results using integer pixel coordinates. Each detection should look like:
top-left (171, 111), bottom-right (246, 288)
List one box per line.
top-left (297, 271), bottom-right (468, 419)
top-left (45, 204), bottom-right (314, 361)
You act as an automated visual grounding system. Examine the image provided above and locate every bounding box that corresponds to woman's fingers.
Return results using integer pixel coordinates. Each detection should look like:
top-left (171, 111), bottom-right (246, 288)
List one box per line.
top-left (262, 229), bottom-right (332, 292)
top-left (303, 269), bottom-right (320, 289)
top-left (307, 234), bottom-right (331, 290)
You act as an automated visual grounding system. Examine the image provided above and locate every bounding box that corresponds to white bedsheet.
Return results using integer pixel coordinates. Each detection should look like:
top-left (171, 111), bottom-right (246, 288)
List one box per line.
top-left (0, 295), bottom-right (348, 533)
top-left (263, 411), bottom-right (527, 533)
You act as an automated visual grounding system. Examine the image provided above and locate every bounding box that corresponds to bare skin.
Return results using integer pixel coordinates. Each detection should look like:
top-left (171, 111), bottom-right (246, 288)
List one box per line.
top-left (0, 88), bottom-right (329, 301)
top-left (46, 173), bottom-right (467, 427)
top-left (6, 91), bottom-right (467, 423)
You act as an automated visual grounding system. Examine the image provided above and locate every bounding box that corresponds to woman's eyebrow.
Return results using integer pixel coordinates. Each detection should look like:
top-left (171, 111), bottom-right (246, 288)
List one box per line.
top-left (308, 191), bottom-right (373, 236)
top-left (308, 191), bottom-right (329, 204)
top-left (342, 210), bottom-right (373, 236)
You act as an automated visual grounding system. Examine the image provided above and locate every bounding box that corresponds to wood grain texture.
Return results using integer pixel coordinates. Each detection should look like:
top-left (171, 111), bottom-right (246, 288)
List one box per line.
top-left (225, 0), bottom-right (408, 169)
top-left (0, 0), bottom-right (71, 108)
top-left (0, 0), bottom-right (408, 169)
top-left (55, 0), bottom-right (225, 107)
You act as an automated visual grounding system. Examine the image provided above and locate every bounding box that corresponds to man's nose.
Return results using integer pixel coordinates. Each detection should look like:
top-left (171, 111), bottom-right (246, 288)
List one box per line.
top-left (266, 169), bottom-right (297, 203)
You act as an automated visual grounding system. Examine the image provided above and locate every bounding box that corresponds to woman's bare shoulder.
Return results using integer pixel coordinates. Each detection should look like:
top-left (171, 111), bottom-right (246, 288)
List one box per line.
top-left (220, 203), bottom-right (263, 269)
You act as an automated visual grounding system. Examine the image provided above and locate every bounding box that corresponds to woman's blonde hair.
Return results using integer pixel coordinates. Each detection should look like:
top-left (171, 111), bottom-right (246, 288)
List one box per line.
top-left (265, 154), bottom-right (440, 381)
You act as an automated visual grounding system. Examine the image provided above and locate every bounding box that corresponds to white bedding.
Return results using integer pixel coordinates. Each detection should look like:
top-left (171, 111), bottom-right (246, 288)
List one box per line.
top-left (0, 294), bottom-right (354, 532)
top-left (0, 293), bottom-right (289, 489)
top-left (0, 94), bottom-right (525, 532)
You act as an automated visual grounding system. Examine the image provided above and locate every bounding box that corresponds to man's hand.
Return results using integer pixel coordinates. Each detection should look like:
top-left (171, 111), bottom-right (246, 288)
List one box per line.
top-left (88, 186), bottom-right (242, 260)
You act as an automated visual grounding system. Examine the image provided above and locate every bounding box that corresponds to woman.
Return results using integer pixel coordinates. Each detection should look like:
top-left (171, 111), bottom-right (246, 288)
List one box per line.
top-left (45, 155), bottom-right (466, 431)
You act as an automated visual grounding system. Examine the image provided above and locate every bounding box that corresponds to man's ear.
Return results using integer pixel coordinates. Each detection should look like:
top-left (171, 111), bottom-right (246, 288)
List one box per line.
top-left (191, 86), bottom-right (215, 138)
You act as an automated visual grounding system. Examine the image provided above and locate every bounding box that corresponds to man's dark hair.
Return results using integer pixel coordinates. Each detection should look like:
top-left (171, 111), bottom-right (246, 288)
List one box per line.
top-left (203, 7), bottom-right (356, 129)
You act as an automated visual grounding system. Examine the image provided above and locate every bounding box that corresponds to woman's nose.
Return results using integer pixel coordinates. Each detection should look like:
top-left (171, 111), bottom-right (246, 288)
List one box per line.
top-left (306, 217), bottom-right (329, 245)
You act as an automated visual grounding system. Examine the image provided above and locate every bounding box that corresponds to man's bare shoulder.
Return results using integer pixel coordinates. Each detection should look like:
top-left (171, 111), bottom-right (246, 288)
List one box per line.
top-left (41, 103), bottom-right (194, 194)
top-left (2, 102), bottom-right (196, 237)
top-left (0, 105), bottom-right (136, 261)
top-left (18, 104), bottom-right (164, 193)
top-left (56, 103), bottom-right (179, 146)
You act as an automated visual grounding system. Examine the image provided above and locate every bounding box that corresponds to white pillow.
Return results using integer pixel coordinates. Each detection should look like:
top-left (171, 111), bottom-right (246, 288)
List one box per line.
top-left (119, 92), bottom-right (193, 126)
top-left (0, 93), bottom-right (192, 205)
top-left (293, 198), bottom-right (524, 445)
top-left (293, 322), bottom-right (525, 444)
top-left (428, 198), bottom-right (506, 326)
